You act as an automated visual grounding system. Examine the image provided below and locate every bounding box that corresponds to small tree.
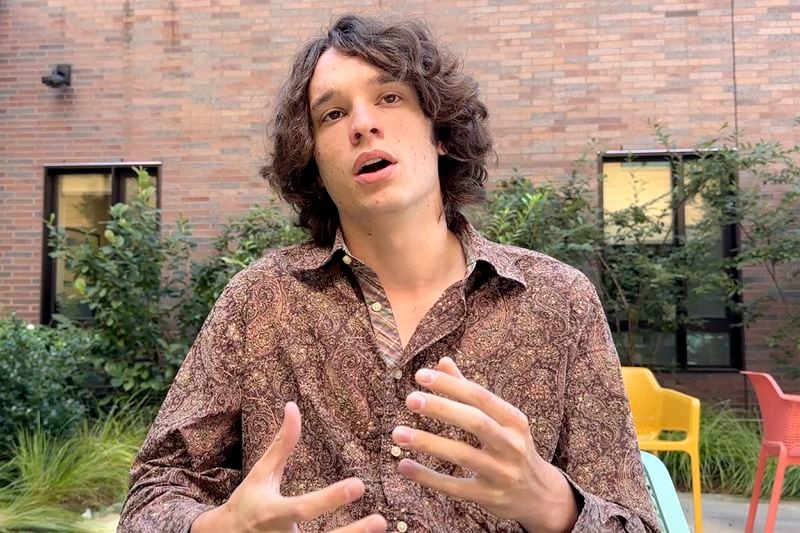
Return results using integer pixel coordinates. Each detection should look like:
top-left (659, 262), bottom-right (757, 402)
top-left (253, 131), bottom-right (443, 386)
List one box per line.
top-left (685, 134), bottom-right (800, 371)
top-left (482, 128), bottom-right (800, 368)
top-left (47, 168), bottom-right (193, 400)
top-left (179, 205), bottom-right (307, 339)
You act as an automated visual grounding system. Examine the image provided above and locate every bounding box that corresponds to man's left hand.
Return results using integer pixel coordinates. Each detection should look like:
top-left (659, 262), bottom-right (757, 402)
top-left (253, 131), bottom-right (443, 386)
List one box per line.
top-left (392, 357), bottom-right (579, 533)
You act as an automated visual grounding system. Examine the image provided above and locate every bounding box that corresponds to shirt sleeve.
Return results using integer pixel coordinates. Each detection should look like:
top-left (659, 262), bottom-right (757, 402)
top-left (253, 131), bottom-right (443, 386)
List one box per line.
top-left (117, 281), bottom-right (248, 533)
top-left (554, 273), bottom-right (662, 533)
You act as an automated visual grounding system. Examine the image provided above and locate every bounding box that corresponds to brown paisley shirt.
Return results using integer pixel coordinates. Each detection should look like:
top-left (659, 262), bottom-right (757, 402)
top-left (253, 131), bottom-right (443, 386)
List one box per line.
top-left (118, 218), bottom-right (660, 533)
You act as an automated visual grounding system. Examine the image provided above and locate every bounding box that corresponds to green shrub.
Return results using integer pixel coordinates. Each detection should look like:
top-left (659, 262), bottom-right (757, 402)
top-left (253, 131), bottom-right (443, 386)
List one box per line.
top-left (481, 171), bottom-right (601, 273)
top-left (0, 407), bottom-right (149, 531)
top-left (661, 403), bottom-right (800, 497)
top-left (0, 317), bottom-right (95, 454)
top-left (0, 490), bottom-right (84, 533)
top-left (481, 130), bottom-right (800, 368)
top-left (47, 168), bottom-right (194, 401)
top-left (480, 165), bottom-right (711, 365)
top-left (45, 169), bottom-right (307, 403)
top-left (179, 204), bottom-right (307, 338)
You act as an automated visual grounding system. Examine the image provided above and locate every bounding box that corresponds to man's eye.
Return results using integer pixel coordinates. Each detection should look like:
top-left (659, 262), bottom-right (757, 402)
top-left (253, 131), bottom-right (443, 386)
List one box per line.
top-left (322, 110), bottom-right (344, 123)
top-left (382, 94), bottom-right (400, 104)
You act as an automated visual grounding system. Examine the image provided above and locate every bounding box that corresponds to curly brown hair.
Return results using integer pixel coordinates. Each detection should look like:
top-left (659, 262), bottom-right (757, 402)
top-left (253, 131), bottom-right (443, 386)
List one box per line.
top-left (261, 14), bottom-right (493, 246)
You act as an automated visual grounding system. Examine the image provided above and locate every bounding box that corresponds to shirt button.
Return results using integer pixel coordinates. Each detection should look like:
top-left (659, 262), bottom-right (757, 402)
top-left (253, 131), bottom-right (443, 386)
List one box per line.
top-left (371, 301), bottom-right (382, 312)
top-left (396, 521), bottom-right (408, 532)
top-left (392, 369), bottom-right (402, 380)
top-left (342, 255), bottom-right (352, 265)
top-left (390, 445), bottom-right (403, 458)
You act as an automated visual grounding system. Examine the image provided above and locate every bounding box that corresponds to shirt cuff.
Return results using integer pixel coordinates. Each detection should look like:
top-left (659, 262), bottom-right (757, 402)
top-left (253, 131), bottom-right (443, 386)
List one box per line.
top-left (118, 498), bottom-right (218, 533)
top-left (558, 469), bottom-right (650, 532)
top-left (181, 503), bottom-right (219, 533)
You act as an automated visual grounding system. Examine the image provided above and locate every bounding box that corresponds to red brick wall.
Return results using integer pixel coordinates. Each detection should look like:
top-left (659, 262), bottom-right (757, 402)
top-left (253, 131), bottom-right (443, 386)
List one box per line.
top-left (2, 0), bottom-right (798, 401)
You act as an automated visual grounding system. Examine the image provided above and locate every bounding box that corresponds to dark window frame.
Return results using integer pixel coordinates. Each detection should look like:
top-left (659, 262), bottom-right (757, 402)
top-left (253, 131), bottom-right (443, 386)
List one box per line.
top-left (598, 149), bottom-right (744, 372)
top-left (40, 162), bottom-right (162, 325)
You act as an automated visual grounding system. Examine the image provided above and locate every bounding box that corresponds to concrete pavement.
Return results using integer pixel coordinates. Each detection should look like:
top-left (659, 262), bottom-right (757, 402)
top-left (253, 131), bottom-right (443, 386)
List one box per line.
top-left (678, 492), bottom-right (800, 532)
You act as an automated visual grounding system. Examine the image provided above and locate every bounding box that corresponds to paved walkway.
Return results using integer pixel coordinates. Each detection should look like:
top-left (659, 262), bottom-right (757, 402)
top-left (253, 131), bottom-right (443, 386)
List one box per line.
top-left (678, 492), bottom-right (800, 532)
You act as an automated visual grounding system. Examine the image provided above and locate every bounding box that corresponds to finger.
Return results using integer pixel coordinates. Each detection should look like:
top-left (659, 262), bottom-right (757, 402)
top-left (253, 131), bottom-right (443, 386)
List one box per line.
top-left (252, 402), bottom-right (302, 483)
top-left (415, 369), bottom-right (528, 430)
top-left (330, 513), bottom-right (387, 533)
top-left (435, 357), bottom-right (465, 379)
top-left (391, 425), bottom-right (499, 479)
top-left (406, 390), bottom-right (506, 447)
top-left (280, 477), bottom-right (366, 523)
top-left (397, 458), bottom-right (479, 502)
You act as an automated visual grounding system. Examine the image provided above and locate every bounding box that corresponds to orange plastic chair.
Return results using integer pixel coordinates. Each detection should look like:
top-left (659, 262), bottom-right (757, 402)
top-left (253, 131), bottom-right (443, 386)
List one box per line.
top-left (741, 371), bottom-right (800, 533)
top-left (621, 366), bottom-right (702, 533)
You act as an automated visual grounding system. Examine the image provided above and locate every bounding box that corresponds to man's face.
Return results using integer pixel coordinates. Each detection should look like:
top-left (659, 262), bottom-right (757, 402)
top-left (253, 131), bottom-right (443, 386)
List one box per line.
top-left (308, 48), bottom-right (445, 226)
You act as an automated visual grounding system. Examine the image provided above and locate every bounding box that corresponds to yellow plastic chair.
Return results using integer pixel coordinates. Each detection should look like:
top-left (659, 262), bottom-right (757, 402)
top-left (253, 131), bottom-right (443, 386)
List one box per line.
top-left (621, 366), bottom-right (703, 533)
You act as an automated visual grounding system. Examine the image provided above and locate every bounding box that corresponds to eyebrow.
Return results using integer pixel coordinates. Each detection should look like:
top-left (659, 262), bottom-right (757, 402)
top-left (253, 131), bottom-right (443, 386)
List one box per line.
top-left (309, 73), bottom-right (399, 117)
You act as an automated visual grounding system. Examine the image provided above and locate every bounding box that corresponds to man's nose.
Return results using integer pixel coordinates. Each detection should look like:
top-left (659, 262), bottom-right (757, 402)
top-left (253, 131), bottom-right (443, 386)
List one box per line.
top-left (349, 103), bottom-right (382, 145)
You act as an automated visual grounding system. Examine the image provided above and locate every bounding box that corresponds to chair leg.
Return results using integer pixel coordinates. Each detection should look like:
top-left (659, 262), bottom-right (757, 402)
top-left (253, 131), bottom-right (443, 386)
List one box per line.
top-left (746, 447), bottom-right (768, 533)
top-left (690, 450), bottom-right (703, 533)
top-left (764, 449), bottom-right (788, 533)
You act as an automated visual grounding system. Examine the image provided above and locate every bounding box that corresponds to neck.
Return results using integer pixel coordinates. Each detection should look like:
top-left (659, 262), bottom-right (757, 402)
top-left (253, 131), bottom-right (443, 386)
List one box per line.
top-left (339, 208), bottom-right (465, 292)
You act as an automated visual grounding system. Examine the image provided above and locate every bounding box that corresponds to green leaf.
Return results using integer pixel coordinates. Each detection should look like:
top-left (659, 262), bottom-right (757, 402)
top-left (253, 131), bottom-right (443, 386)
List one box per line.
top-left (73, 277), bottom-right (86, 295)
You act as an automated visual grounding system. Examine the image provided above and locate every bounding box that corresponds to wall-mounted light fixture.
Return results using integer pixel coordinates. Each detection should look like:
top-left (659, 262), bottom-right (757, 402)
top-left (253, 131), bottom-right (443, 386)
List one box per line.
top-left (41, 64), bottom-right (71, 88)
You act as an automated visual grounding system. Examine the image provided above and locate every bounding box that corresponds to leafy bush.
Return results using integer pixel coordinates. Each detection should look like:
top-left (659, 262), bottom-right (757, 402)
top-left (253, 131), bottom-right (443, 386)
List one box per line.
top-left (696, 139), bottom-right (800, 370)
top-left (482, 129), bottom-right (800, 368)
top-left (481, 162), bottom-right (718, 365)
top-left (179, 204), bottom-right (307, 338)
top-left (661, 403), bottom-right (800, 497)
top-left (482, 173), bottom-right (600, 274)
top-left (47, 169), bottom-right (194, 400)
top-left (0, 317), bottom-right (95, 453)
top-left (45, 169), bottom-right (307, 404)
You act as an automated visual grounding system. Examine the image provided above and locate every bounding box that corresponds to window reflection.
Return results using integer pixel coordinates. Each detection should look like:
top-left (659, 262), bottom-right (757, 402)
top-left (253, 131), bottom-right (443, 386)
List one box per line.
top-left (687, 332), bottom-right (730, 367)
top-left (55, 174), bottom-right (112, 319)
top-left (602, 161), bottom-right (672, 244)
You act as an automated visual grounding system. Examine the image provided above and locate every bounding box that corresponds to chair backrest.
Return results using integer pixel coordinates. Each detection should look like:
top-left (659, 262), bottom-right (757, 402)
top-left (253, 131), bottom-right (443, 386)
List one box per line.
top-left (640, 451), bottom-right (692, 533)
top-left (742, 370), bottom-right (800, 448)
top-left (622, 367), bottom-right (664, 437)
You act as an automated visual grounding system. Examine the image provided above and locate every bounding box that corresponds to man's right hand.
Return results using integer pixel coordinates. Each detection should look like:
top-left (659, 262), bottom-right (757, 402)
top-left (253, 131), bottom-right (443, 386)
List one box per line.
top-left (191, 402), bottom-right (386, 533)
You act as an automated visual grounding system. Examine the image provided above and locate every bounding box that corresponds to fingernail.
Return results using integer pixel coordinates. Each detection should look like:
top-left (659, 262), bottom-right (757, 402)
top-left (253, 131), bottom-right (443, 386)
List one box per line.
top-left (366, 515), bottom-right (387, 533)
top-left (397, 458), bottom-right (415, 477)
top-left (392, 426), bottom-right (413, 444)
top-left (407, 392), bottom-right (426, 410)
top-left (416, 369), bottom-right (434, 384)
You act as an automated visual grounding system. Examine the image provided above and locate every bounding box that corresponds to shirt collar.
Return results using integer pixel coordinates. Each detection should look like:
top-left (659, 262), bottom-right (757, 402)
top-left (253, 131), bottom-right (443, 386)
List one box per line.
top-left (290, 214), bottom-right (527, 288)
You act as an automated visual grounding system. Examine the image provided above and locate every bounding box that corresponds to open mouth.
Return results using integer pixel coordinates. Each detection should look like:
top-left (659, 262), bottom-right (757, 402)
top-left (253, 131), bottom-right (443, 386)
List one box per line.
top-left (357, 158), bottom-right (392, 175)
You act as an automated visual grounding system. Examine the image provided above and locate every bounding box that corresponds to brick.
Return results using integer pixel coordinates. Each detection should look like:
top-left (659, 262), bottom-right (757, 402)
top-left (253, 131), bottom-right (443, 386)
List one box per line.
top-left (1, 0), bottom-right (799, 402)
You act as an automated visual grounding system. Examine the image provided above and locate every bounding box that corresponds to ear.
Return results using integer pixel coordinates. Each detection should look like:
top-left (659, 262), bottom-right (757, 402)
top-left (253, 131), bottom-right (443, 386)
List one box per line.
top-left (437, 141), bottom-right (448, 156)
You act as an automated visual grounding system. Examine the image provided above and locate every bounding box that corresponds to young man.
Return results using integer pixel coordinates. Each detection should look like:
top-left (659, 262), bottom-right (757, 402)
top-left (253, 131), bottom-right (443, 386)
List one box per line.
top-left (119, 15), bottom-right (659, 533)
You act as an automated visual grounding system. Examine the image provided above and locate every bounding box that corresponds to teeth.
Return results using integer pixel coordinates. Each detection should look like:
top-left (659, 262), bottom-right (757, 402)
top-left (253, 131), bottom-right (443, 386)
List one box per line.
top-left (362, 158), bottom-right (382, 169)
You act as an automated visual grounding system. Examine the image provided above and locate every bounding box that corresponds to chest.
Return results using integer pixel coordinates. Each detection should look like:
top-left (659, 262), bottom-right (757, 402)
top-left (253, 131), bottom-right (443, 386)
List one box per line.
top-left (240, 281), bottom-right (578, 471)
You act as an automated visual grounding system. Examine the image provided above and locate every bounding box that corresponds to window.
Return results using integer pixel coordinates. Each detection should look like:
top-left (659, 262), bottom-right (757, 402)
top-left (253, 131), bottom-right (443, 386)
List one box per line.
top-left (599, 150), bottom-right (743, 370)
top-left (41, 163), bottom-right (161, 324)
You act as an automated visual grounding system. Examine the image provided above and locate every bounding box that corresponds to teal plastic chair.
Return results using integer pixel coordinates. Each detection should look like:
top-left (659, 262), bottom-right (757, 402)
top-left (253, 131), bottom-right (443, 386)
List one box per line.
top-left (640, 451), bottom-right (692, 533)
